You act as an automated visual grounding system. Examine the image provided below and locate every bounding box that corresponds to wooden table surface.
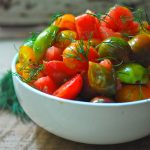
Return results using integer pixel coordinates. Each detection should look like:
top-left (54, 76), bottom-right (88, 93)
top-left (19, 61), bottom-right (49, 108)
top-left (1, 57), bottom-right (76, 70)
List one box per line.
top-left (0, 40), bottom-right (150, 150)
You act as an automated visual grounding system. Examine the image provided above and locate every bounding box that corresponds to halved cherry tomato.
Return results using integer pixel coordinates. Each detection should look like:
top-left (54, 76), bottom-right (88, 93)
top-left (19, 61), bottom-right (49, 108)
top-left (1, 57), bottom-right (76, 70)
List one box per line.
top-left (43, 61), bottom-right (76, 85)
top-left (75, 14), bottom-right (101, 40)
top-left (53, 14), bottom-right (76, 31)
top-left (53, 74), bottom-right (83, 99)
top-left (45, 46), bottom-right (63, 61)
top-left (116, 85), bottom-right (150, 102)
top-left (34, 76), bottom-right (57, 94)
top-left (63, 42), bottom-right (99, 72)
top-left (54, 30), bottom-right (77, 49)
top-left (88, 61), bottom-right (116, 96)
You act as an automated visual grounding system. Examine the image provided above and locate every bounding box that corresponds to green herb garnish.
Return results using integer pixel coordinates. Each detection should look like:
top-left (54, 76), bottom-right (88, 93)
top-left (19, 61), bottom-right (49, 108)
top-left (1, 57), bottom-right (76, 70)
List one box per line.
top-left (49, 13), bottom-right (63, 25)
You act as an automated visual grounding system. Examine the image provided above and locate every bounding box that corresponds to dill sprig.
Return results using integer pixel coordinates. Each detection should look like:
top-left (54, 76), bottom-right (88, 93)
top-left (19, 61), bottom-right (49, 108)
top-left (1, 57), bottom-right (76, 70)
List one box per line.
top-left (96, 39), bottom-right (125, 50)
top-left (23, 32), bottom-right (39, 47)
top-left (87, 11), bottom-right (113, 25)
top-left (19, 63), bottom-right (44, 83)
top-left (64, 39), bottom-right (92, 62)
top-left (144, 9), bottom-right (150, 24)
top-left (56, 33), bottom-right (76, 43)
top-left (0, 71), bottom-right (31, 121)
top-left (49, 13), bottom-right (63, 25)
top-left (133, 8), bottom-right (149, 32)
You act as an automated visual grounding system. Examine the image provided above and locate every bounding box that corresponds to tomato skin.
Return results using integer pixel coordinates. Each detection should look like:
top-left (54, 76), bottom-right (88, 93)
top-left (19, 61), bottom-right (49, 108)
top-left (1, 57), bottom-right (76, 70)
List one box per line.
top-left (102, 5), bottom-right (139, 35)
top-left (63, 42), bottom-right (99, 72)
top-left (99, 59), bottom-right (113, 71)
top-left (45, 46), bottom-right (63, 61)
top-left (54, 30), bottom-right (77, 49)
top-left (116, 85), bottom-right (150, 102)
top-left (43, 61), bottom-right (76, 85)
top-left (116, 63), bottom-right (149, 85)
top-left (34, 76), bottom-right (57, 94)
top-left (128, 34), bottom-right (150, 67)
top-left (19, 46), bottom-right (35, 63)
top-left (99, 26), bottom-right (122, 40)
top-left (53, 14), bottom-right (76, 31)
top-left (75, 14), bottom-right (101, 40)
top-left (88, 61), bottom-right (116, 97)
top-left (53, 74), bottom-right (83, 99)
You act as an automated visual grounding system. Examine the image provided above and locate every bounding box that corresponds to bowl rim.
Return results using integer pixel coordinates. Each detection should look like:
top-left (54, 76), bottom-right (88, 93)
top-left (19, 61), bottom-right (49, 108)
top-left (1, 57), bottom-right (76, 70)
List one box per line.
top-left (12, 54), bottom-right (150, 107)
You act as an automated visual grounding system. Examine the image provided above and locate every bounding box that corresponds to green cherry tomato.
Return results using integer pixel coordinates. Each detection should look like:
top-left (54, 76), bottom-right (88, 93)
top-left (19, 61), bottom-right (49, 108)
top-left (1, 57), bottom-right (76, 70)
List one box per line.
top-left (88, 61), bottom-right (116, 96)
top-left (98, 37), bottom-right (132, 64)
top-left (33, 25), bottom-right (59, 62)
top-left (128, 34), bottom-right (150, 67)
top-left (116, 63), bottom-right (149, 84)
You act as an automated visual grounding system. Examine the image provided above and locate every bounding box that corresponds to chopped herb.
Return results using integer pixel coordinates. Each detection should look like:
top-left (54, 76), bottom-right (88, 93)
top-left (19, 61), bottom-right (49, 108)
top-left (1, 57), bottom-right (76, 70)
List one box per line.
top-left (64, 39), bottom-right (92, 62)
top-left (49, 13), bottom-right (63, 25)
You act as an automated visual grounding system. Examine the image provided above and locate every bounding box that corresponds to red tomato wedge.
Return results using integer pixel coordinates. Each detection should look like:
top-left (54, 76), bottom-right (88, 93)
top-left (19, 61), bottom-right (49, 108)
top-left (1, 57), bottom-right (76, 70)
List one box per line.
top-left (34, 76), bottom-right (57, 94)
top-left (75, 14), bottom-right (101, 40)
top-left (45, 46), bottom-right (63, 61)
top-left (101, 5), bottom-right (139, 35)
top-left (53, 74), bottom-right (83, 99)
top-left (43, 61), bottom-right (76, 85)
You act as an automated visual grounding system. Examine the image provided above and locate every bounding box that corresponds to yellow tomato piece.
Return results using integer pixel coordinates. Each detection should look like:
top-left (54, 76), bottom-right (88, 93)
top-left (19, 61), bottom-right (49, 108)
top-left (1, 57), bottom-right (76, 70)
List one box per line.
top-left (16, 63), bottom-right (23, 75)
top-left (53, 14), bottom-right (76, 30)
top-left (18, 46), bottom-right (35, 63)
top-left (16, 62), bottom-right (30, 79)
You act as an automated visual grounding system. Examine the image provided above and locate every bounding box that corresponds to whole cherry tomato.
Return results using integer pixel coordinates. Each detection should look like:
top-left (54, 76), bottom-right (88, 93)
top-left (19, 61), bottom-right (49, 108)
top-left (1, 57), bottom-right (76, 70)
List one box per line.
top-left (63, 41), bottom-right (99, 72)
top-left (116, 63), bottom-right (149, 84)
top-left (98, 37), bottom-right (132, 65)
top-left (101, 5), bottom-right (139, 35)
top-left (128, 34), bottom-right (150, 67)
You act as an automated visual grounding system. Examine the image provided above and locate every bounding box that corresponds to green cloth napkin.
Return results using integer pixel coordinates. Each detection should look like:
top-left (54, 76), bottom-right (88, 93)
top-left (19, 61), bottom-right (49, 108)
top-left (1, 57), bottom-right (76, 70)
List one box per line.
top-left (0, 70), bottom-right (30, 121)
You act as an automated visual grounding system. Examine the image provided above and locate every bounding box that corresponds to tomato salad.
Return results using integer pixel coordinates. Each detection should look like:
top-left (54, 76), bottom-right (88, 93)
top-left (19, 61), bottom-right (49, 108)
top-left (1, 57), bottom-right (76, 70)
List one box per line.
top-left (16, 5), bottom-right (150, 103)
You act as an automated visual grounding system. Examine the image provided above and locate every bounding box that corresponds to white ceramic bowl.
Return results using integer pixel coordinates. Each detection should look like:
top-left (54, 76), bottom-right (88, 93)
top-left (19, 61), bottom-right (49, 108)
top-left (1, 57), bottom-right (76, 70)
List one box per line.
top-left (12, 54), bottom-right (150, 144)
